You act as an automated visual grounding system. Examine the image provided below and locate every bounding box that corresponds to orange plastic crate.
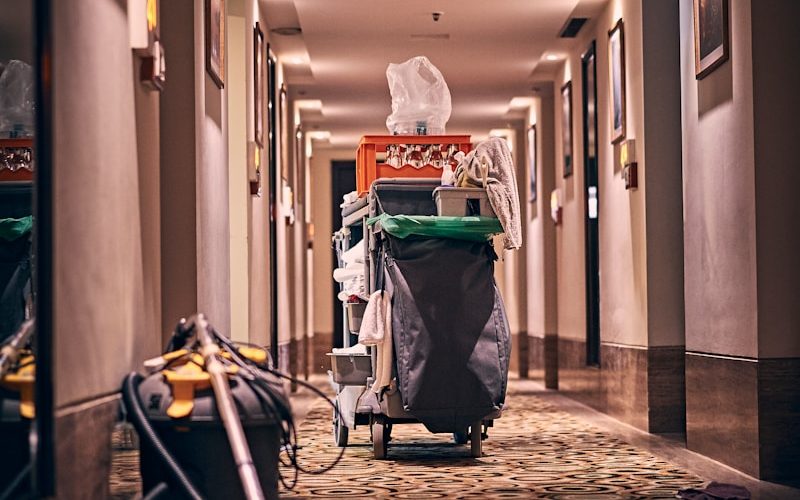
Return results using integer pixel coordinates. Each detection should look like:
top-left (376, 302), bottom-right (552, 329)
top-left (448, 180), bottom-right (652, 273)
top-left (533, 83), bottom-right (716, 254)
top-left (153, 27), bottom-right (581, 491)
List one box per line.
top-left (356, 135), bottom-right (472, 197)
top-left (0, 138), bottom-right (34, 182)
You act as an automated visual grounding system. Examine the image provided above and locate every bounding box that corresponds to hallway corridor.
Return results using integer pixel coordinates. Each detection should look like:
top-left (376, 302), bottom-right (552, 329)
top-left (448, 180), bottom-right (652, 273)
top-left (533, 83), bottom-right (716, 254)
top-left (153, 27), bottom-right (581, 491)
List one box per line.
top-left (110, 376), bottom-right (800, 499)
top-left (3, 0), bottom-right (800, 496)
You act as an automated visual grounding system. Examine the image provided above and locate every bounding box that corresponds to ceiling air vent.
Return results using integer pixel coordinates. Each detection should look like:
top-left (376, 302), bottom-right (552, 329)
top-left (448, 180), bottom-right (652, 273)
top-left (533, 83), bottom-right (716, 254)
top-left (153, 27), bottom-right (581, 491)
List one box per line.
top-left (558, 17), bottom-right (588, 38)
top-left (271, 26), bottom-right (302, 36)
top-left (410, 33), bottom-right (450, 41)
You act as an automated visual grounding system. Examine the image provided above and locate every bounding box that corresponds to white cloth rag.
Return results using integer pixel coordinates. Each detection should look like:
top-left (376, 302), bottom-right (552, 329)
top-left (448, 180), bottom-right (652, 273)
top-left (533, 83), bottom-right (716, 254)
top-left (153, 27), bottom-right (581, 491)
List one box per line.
top-left (455, 137), bottom-right (522, 250)
top-left (331, 344), bottom-right (367, 355)
top-left (340, 190), bottom-right (359, 208)
top-left (341, 239), bottom-right (365, 266)
top-left (357, 290), bottom-right (393, 393)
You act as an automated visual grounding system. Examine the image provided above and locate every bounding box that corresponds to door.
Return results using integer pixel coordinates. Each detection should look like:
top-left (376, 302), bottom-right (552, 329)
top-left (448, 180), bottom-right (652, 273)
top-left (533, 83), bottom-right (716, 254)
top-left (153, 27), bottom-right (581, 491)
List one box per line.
top-left (267, 47), bottom-right (279, 366)
top-left (582, 42), bottom-right (601, 366)
top-left (331, 161), bottom-right (356, 349)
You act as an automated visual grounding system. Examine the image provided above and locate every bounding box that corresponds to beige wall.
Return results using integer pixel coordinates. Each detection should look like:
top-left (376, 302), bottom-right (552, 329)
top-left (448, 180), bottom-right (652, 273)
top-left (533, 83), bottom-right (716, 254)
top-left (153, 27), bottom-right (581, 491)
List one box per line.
top-left (526, 92), bottom-right (558, 339)
top-left (195, 0), bottom-right (232, 334)
top-left (52, 0), bottom-right (158, 407)
top-left (310, 148), bottom-right (356, 336)
top-left (160, 0), bottom-right (199, 339)
top-left (549, 0), bottom-right (683, 349)
top-left (227, 9), bottom-right (250, 343)
top-left (680, 0), bottom-right (800, 359)
top-left (243, 0), bottom-right (271, 347)
top-left (680, 0), bottom-right (758, 358)
top-left (553, 0), bottom-right (647, 346)
top-left (751, 0), bottom-right (800, 358)
top-left (494, 127), bottom-right (525, 336)
top-left (642, 0), bottom-right (684, 347)
top-left (134, 50), bottom-right (163, 365)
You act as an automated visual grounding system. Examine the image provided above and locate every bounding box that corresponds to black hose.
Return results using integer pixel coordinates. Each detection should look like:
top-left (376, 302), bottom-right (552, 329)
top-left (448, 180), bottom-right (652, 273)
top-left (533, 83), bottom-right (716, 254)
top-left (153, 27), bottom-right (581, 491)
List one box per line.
top-left (142, 482), bottom-right (170, 500)
top-left (0, 462), bottom-right (31, 500)
top-left (120, 372), bottom-right (203, 500)
top-left (211, 331), bottom-right (346, 484)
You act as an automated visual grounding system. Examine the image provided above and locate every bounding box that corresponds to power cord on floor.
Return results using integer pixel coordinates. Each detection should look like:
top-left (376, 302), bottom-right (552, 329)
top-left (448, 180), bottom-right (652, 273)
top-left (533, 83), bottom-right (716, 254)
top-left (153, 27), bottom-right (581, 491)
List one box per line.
top-left (210, 328), bottom-right (347, 490)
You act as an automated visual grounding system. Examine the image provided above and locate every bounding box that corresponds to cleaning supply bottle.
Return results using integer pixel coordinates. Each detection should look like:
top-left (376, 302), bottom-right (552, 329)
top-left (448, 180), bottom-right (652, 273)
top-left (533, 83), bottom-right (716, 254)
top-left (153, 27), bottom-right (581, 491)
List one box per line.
top-left (441, 162), bottom-right (455, 186)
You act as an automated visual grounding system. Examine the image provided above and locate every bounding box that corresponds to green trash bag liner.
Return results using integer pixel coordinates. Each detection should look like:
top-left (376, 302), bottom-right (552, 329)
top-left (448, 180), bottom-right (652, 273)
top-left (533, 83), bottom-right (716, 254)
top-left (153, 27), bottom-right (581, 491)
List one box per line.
top-left (0, 216), bottom-right (33, 242)
top-left (367, 214), bottom-right (502, 241)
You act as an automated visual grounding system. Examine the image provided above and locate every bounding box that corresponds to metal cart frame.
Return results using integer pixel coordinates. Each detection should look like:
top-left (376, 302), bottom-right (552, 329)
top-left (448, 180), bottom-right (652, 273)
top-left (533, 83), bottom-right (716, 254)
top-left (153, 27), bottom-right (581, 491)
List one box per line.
top-left (329, 179), bottom-right (502, 459)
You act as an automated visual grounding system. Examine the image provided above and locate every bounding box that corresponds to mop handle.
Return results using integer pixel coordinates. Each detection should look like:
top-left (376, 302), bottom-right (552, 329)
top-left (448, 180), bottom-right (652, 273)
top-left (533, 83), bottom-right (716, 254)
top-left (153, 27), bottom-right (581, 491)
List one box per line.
top-left (195, 315), bottom-right (265, 500)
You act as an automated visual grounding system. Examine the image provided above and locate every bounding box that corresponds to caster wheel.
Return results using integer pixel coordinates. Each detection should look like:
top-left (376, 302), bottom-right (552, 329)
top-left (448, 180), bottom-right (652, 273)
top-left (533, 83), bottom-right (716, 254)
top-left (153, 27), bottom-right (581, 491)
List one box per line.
top-left (470, 421), bottom-right (482, 458)
top-left (453, 429), bottom-right (469, 445)
top-left (372, 419), bottom-right (388, 459)
top-left (332, 402), bottom-right (348, 447)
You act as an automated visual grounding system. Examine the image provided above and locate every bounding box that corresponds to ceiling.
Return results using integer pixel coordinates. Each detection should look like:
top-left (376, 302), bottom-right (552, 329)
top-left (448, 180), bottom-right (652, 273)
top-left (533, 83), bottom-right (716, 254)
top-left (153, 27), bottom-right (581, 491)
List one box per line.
top-left (263, 0), bottom-right (609, 148)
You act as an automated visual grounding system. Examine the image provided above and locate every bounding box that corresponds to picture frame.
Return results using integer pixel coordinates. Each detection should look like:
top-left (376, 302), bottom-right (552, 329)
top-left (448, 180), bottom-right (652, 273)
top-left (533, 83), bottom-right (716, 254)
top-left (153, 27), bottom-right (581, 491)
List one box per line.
top-left (561, 81), bottom-right (573, 178)
top-left (254, 22), bottom-right (264, 147)
top-left (528, 125), bottom-right (537, 201)
top-left (205, 0), bottom-right (225, 89)
top-left (608, 19), bottom-right (626, 144)
top-left (279, 83), bottom-right (289, 180)
top-left (693, 0), bottom-right (729, 79)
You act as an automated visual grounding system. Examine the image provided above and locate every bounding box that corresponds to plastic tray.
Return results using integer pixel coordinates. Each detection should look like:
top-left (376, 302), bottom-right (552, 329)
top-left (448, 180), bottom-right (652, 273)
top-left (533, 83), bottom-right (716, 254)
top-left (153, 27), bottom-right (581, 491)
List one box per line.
top-left (328, 352), bottom-right (372, 386)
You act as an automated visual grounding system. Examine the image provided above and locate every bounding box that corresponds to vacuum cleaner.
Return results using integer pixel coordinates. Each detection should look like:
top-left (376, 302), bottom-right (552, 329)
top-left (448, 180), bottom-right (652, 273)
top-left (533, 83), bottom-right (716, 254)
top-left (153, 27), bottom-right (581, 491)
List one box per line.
top-left (0, 319), bottom-right (35, 500)
top-left (122, 314), bottom-right (289, 500)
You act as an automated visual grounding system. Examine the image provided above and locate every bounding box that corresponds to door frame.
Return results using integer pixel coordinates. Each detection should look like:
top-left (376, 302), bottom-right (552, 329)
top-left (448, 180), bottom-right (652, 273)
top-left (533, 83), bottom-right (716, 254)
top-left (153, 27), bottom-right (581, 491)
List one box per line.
top-left (267, 46), bottom-right (279, 367)
top-left (581, 41), bottom-right (601, 367)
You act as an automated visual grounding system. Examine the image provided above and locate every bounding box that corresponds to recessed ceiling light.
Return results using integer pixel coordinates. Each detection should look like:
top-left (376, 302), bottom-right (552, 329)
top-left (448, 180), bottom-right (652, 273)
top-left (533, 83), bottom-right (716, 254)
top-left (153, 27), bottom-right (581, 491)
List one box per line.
top-left (289, 57), bottom-right (304, 65)
top-left (271, 26), bottom-right (302, 36)
top-left (545, 54), bottom-right (560, 61)
top-left (509, 97), bottom-right (535, 109)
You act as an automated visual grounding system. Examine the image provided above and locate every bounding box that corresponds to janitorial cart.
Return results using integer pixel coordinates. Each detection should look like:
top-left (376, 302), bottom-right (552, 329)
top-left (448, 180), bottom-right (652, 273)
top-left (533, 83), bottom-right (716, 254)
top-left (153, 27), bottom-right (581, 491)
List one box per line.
top-left (328, 134), bottom-right (514, 459)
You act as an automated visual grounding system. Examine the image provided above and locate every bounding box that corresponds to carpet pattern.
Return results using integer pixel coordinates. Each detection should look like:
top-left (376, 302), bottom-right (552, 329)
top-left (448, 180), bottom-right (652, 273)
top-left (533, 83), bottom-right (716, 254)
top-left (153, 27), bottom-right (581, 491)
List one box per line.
top-left (109, 381), bottom-right (707, 499)
top-left (278, 384), bottom-right (705, 499)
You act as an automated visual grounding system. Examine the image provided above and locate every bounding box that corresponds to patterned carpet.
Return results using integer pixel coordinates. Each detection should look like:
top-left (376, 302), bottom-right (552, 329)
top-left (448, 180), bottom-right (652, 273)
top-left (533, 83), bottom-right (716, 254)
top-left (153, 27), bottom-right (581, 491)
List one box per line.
top-left (277, 384), bottom-right (705, 499)
top-left (110, 380), bottom-right (707, 499)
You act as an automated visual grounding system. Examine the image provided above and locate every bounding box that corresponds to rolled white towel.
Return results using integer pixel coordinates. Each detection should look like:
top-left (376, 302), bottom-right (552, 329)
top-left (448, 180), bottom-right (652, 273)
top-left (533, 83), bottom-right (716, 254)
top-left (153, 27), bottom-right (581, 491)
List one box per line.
top-left (333, 265), bottom-right (364, 283)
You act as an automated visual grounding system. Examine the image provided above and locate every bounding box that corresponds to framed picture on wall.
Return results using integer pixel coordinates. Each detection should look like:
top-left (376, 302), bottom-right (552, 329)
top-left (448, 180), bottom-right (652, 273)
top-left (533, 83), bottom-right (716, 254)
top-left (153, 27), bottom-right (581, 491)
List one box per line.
top-left (561, 81), bottom-right (573, 178)
top-left (279, 83), bottom-right (290, 181)
top-left (205, 0), bottom-right (226, 88)
top-left (608, 19), bottom-right (626, 144)
top-left (693, 0), bottom-right (729, 79)
top-left (254, 23), bottom-right (265, 147)
top-left (528, 125), bottom-right (537, 201)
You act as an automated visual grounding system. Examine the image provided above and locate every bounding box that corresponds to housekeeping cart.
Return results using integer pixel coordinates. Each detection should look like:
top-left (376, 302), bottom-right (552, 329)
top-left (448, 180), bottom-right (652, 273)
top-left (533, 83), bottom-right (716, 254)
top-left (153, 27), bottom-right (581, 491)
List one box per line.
top-left (328, 136), bottom-right (511, 459)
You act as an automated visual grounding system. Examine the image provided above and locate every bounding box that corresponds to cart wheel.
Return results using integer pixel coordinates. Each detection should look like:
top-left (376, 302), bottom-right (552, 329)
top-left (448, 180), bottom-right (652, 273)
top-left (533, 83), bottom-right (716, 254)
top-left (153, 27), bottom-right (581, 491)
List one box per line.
top-left (453, 429), bottom-right (469, 445)
top-left (332, 402), bottom-right (348, 447)
top-left (372, 419), bottom-right (388, 459)
top-left (470, 421), bottom-right (482, 458)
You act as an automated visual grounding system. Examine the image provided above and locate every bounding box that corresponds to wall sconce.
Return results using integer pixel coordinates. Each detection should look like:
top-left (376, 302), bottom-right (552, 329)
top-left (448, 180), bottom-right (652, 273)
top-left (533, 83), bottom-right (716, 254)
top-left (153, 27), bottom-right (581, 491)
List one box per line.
top-left (129, 0), bottom-right (165, 91)
top-left (248, 141), bottom-right (261, 196)
top-left (550, 188), bottom-right (562, 225)
top-left (282, 180), bottom-right (295, 225)
top-left (619, 139), bottom-right (638, 190)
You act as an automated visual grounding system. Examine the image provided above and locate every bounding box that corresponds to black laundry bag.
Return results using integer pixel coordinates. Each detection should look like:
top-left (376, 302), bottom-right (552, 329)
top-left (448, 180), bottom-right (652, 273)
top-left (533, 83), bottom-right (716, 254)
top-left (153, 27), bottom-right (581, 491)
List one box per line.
top-left (0, 235), bottom-right (31, 341)
top-left (385, 234), bottom-right (510, 433)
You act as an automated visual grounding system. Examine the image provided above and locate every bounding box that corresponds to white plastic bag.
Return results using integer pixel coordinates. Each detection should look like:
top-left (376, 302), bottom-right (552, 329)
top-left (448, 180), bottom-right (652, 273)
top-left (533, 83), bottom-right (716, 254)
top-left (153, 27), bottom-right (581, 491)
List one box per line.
top-left (0, 60), bottom-right (35, 137)
top-left (385, 56), bottom-right (451, 135)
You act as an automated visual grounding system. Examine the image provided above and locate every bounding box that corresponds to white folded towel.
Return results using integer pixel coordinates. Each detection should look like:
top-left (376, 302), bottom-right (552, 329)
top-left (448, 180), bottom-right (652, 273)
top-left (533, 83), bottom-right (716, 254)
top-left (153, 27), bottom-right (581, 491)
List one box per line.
top-left (332, 344), bottom-right (367, 355)
top-left (358, 290), bottom-right (393, 392)
top-left (341, 239), bottom-right (365, 266)
top-left (333, 265), bottom-right (364, 283)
